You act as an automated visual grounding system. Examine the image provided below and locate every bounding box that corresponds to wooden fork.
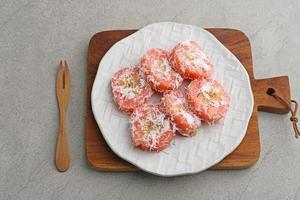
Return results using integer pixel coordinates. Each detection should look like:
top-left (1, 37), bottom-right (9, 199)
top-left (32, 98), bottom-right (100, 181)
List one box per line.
top-left (56, 60), bottom-right (71, 172)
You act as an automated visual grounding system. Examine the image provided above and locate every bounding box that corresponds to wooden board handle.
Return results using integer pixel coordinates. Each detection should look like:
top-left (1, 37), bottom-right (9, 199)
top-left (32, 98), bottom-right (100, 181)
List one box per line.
top-left (252, 76), bottom-right (291, 114)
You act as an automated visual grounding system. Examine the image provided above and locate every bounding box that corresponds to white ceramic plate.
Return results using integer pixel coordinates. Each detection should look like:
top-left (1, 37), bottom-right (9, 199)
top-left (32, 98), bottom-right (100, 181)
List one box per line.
top-left (91, 22), bottom-right (254, 176)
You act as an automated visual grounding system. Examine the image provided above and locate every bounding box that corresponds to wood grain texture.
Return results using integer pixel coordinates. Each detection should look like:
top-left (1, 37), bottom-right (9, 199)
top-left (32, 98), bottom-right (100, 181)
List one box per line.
top-left (86, 29), bottom-right (291, 171)
top-left (56, 61), bottom-right (71, 172)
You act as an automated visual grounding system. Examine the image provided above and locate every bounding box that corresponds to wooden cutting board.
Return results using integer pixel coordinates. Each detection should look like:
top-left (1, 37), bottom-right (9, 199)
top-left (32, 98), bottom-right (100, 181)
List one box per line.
top-left (86, 29), bottom-right (291, 171)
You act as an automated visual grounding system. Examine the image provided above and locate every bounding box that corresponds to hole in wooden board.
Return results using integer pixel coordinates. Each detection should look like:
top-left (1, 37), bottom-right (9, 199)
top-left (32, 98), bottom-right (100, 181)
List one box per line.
top-left (266, 87), bottom-right (275, 96)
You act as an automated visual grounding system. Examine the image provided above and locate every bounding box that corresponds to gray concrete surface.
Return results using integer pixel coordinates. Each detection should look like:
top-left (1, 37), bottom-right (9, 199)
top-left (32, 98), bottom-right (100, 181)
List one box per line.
top-left (1, 0), bottom-right (300, 199)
